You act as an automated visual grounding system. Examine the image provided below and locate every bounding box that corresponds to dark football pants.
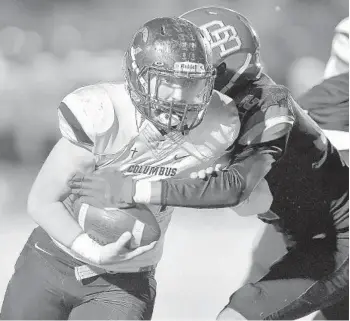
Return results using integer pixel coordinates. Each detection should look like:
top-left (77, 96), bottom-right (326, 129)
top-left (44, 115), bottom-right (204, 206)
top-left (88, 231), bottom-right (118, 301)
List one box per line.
top-left (227, 218), bottom-right (349, 320)
top-left (0, 227), bottom-right (157, 320)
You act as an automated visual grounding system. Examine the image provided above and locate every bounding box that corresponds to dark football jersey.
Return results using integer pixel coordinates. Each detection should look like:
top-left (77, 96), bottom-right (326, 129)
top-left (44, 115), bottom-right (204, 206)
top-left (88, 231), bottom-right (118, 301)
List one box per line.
top-left (158, 73), bottom-right (349, 240)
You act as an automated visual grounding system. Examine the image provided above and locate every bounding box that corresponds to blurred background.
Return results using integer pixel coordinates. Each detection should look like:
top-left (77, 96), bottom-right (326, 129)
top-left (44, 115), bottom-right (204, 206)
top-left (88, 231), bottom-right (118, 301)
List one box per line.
top-left (0, 0), bottom-right (348, 319)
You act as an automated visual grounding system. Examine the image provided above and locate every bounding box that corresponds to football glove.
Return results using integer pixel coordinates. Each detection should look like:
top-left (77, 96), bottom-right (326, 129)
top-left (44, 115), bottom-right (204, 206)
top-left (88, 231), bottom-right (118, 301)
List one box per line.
top-left (68, 168), bottom-right (136, 209)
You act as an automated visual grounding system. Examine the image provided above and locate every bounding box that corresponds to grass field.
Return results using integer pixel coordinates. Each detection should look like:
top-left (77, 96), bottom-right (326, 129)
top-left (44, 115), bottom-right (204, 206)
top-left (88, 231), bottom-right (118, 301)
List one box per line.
top-left (0, 164), bottom-right (317, 320)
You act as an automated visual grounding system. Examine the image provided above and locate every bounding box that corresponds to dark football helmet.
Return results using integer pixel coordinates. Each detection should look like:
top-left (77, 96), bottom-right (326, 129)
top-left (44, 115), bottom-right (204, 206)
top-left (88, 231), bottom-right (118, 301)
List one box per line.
top-left (180, 7), bottom-right (263, 94)
top-left (124, 17), bottom-right (216, 133)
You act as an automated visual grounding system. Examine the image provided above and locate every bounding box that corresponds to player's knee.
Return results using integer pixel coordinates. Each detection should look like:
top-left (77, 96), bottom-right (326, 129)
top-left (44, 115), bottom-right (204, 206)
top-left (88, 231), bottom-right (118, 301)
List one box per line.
top-left (227, 283), bottom-right (264, 320)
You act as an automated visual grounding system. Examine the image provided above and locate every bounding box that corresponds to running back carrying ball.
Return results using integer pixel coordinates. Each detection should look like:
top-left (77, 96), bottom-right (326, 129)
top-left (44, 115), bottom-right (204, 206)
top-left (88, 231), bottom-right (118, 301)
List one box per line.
top-left (72, 198), bottom-right (161, 249)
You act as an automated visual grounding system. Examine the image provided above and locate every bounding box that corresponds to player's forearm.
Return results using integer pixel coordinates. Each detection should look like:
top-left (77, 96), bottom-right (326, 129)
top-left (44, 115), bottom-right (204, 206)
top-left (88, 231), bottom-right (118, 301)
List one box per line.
top-left (28, 201), bottom-right (83, 247)
top-left (151, 172), bottom-right (245, 208)
top-left (135, 168), bottom-right (255, 208)
top-left (134, 147), bottom-right (277, 208)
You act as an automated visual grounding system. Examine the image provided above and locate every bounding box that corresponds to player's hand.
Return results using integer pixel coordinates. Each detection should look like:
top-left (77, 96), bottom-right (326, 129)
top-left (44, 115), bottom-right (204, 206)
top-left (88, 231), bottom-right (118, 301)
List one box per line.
top-left (190, 164), bottom-right (224, 179)
top-left (71, 232), bottom-right (157, 266)
top-left (68, 168), bottom-right (135, 209)
top-left (99, 232), bottom-right (157, 265)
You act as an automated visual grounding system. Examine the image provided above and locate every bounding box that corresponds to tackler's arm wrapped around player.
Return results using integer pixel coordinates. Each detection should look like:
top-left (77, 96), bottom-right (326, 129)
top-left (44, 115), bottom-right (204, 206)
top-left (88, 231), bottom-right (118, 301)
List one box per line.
top-left (148, 142), bottom-right (283, 209)
top-left (69, 90), bottom-right (296, 215)
top-left (70, 132), bottom-right (291, 216)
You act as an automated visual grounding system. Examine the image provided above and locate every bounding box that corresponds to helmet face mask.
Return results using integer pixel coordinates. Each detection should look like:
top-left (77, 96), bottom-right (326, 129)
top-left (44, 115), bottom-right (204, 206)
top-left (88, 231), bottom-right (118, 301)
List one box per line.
top-left (142, 64), bottom-right (215, 132)
top-left (124, 17), bottom-right (216, 134)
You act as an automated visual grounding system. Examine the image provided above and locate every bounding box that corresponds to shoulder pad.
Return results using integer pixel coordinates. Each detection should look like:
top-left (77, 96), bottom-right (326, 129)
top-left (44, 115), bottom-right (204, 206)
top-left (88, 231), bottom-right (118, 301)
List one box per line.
top-left (58, 84), bottom-right (116, 148)
top-left (239, 87), bottom-right (295, 145)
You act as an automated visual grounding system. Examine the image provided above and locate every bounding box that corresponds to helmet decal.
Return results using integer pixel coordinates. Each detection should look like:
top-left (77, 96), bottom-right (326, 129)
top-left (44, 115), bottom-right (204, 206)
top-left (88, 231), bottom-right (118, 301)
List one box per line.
top-left (180, 7), bottom-right (263, 92)
top-left (200, 20), bottom-right (242, 58)
top-left (221, 53), bottom-right (252, 94)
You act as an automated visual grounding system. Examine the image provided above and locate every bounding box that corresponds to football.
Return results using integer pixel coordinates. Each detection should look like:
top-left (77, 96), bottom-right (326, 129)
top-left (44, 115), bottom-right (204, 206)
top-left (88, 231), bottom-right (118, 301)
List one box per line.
top-left (71, 198), bottom-right (161, 249)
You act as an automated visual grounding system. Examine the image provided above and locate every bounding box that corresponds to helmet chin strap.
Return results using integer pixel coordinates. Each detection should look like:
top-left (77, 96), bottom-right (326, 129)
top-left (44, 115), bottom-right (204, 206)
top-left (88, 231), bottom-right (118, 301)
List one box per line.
top-left (135, 102), bottom-right (183, 136)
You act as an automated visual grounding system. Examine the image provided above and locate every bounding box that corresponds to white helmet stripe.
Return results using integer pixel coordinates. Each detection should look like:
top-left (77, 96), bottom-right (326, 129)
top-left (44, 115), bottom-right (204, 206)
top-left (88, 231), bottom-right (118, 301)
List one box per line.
top-left (221, 53), bottom-right (252, 94)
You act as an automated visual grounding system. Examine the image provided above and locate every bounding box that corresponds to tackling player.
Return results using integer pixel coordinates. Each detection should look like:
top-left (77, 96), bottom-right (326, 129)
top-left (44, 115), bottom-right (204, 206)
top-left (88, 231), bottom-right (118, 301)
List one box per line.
top-left (243, 71), bottom-right (350, 321)
top-left (1, 17), bottom-right (248, 320)
top-left (70, 7), bottom-right (349, 320)
top-left (243, 16), bottom-right (349, 320)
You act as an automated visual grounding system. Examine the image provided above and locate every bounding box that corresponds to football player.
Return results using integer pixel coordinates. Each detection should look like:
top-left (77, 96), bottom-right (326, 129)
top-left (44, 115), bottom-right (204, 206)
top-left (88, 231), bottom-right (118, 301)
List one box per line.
top-left (1, 17), bottom-right (250, 320)
top-left (243, 16), bottom-right (349, 320)
top-left (70, 7), bottom-right (349, 320)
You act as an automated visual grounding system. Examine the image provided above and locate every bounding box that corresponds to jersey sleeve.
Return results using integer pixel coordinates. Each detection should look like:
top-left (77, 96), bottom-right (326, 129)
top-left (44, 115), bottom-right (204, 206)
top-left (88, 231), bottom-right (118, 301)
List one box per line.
top-left (237, 87), bottom-right (295, 146)
top-left (154, 135), bottom-right (286, 208)
top-left (57, 84), bottom-right (116, 151)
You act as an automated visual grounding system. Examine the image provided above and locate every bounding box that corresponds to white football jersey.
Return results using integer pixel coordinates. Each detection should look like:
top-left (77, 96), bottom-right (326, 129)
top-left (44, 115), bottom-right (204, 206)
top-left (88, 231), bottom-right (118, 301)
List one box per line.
top-left (56, 82), bottom-right (240, 271)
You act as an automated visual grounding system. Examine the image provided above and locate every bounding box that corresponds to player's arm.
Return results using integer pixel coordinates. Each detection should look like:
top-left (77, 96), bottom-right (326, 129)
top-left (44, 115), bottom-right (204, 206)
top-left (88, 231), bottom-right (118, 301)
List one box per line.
top-left (27, 92), bottom-right (97, 248)
top-left (27, 140), bottom-right (153, 264)
top-left (28, 87), bottom-right (154, 264)
top-left (136, 94), bottom-right (295, 208)
top-left (27, 137), bottom-right (94, 247)
top-left (68, 141), bottom-right (279, 211)
top-left (143, 139), bottom-right (285, 208)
